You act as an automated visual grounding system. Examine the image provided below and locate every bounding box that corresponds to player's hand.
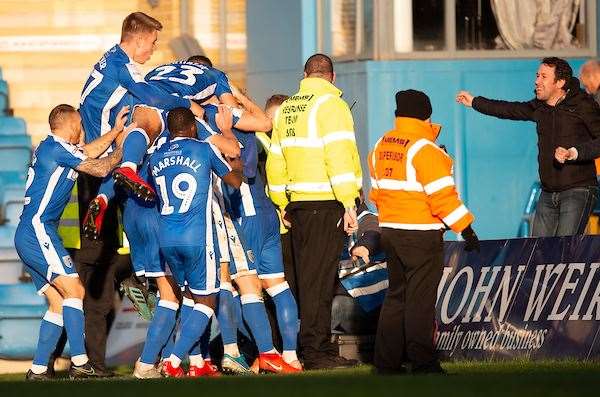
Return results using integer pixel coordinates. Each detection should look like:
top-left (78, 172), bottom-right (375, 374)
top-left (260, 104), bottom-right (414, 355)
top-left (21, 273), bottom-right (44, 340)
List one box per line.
top-left (555, 146), bottom-right (578, 163)
top-left (351, 245), bottom-right (370, 265)
top-left (114, 106), bottom-right (130, 132)
top-left (343, 206), bottom-right (358, 235)
top-left (280, 208), bottom-right (291, 227)
top-left (190, 101), bottom-right (205, 119)
top-left (216, 104), bottom-right (234, 132)
top-left (456, 91), bottom-right (474, 107)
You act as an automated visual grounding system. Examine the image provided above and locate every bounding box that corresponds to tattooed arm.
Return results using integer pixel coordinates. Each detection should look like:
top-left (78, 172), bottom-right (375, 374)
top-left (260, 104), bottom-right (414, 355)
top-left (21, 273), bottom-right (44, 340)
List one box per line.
top-left (76, 148), bottom-right (123, 178)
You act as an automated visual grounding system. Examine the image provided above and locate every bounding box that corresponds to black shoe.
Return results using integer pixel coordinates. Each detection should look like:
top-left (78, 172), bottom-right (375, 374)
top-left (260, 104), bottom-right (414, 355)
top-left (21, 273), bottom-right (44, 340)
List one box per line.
top-left (90, 366), bottom-right (116, 378)
top-left (69, 362), bottom-right (103, 379)
top-left (303, 354), bottom-right (358, 370)
top-left (411, 362), bottom-right (447, 375)
top-left (25, 369), bottom-right (53, 381)
top-left (373, 366), bottom-right (407, 376)
top-left (326, 354), bottom-right (359, 368)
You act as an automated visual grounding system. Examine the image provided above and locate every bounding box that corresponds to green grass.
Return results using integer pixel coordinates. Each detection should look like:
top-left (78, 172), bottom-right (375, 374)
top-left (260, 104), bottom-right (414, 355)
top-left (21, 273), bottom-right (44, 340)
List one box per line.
top-left (1, 361), bottom-right (599, 397)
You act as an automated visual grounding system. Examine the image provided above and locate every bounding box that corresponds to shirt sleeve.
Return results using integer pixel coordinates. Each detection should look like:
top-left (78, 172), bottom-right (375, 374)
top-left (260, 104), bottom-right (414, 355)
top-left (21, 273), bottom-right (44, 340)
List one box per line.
top-left (265, 107), bottom-right (290, 209)
top-left (54, 141), bottom-right (87, 169)
top-left (319, 97), bottom-right (362, 208)
top-left (212, 69), bottom-right (233, 98)
top-left (413, 144), bottom-right (474, 233)
top-left (207, 143), bottom-right (232, 178)
top-left (118, 63), bottom-right (190, 110)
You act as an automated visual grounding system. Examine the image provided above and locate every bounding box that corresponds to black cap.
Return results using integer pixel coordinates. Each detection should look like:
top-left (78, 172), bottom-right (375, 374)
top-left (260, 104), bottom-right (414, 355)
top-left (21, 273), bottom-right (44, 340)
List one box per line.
top-left (394, 89), bottom-right (432, 120)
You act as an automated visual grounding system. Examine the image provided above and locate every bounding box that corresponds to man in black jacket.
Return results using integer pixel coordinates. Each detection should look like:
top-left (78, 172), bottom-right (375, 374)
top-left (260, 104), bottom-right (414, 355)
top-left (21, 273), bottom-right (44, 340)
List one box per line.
top-left (456, 57), bottom-right (600, 237)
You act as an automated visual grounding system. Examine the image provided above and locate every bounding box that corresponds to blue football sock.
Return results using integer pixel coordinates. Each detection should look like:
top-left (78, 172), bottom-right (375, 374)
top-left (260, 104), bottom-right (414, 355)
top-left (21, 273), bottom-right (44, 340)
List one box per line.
top-left (140, 300), bottom-right (178, 365)
top-left (32, 311), bottom-right (63, 369)
top-left (240, 294), bottom-right (274, 353)
top-left (161, 327), bottom-right (176, 361)
top-left (122, 128), bottom-right (149, 168)
top-left (62, 298), bottom-right (87, 363)
top-left (97, 176), bottom-right (116, 201)
top-left (171, 304), bottom-right (213, 362)
top-left (267, 282), bottom-right (299, 352)
top-left (199, 324), bottom-right (211, 360)
top-left (217, 287), bottom-right (238, 345)
top-left (233, 291), bottom-right (251, 339)
top-left (161, 298), bottom-right (193, 360)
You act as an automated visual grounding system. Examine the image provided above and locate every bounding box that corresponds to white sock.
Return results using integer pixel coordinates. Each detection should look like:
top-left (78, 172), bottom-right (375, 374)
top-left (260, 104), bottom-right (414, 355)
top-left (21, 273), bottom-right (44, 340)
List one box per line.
top-left (121, 161), bottom-right (137, 171)
top-left (282, 350), bottom-right (298, 363)
top-left (168, 354), bottom-right (182, 368)
top-left (71, 354), bottom-right (89, 366)
top-left (137, 360), bottom-right (155, 371)
top-left (265, 348), bottom-right (277, 354)
top-left (189, 354), bottom-right (205, 367)
top-left (223, 343), bottom-right (240, 358)
top-left (30, 364), bottom-right (48, 375)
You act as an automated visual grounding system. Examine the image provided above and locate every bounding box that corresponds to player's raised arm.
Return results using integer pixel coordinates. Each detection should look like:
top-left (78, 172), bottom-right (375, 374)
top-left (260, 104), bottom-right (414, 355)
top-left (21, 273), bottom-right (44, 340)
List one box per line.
top-left (81, 106), bottom-right (135, 158)
top-left (230, 84), bottom-right (272, 132)
top-left (76, 148), bottom-right (123, 178)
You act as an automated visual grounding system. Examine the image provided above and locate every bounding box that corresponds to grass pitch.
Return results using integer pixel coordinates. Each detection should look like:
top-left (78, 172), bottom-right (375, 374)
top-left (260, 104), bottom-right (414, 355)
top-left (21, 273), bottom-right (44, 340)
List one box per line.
top-left (0, 361), bottom-right (598, 397)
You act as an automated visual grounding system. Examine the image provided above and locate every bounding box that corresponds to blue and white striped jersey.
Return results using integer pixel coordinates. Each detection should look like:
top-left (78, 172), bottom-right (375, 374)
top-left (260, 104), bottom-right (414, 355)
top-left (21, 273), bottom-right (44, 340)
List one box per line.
top-left (145, 61), bottom-right (232, 101)
top-left (79, 44), bottom-right (189, 144)
top-left (19, 134), bottom-right (87, 226)
top-left (149, 137), bottom-right (232, 247)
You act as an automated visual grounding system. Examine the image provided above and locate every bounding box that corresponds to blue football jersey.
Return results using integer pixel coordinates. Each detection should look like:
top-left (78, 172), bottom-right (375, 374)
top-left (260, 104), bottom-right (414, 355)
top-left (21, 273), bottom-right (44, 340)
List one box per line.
top-left (145, 62), bottom-right (232, 101)
top-left (202, 104), bottom-right (253, 177)
top-left (19, 134), bottom-right (87, 226)
top-left (80, 45), bottom-right (189, 144)
top-left (149, 137), bottom-right (232, 247)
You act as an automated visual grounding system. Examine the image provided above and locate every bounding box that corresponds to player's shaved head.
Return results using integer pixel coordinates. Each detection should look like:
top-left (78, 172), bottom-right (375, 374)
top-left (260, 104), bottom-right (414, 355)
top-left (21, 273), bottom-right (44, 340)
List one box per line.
top-left (167, 107), bottom-right (197, 138)
top-left (187, 55), bottom-right (213, 68)
top-left (48, 104), bottom-right (77, 131)
top-left (304, 53), bottom-right (334, 81)
top-left (121, 12), bottom-right (162, 42)
top-left (265, 94), bottom-right (289, 110)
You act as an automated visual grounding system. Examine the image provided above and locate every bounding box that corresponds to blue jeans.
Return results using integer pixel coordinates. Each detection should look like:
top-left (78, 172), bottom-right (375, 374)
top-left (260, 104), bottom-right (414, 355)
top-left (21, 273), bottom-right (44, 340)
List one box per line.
top-left (531, 186), bottom-right (599, 237)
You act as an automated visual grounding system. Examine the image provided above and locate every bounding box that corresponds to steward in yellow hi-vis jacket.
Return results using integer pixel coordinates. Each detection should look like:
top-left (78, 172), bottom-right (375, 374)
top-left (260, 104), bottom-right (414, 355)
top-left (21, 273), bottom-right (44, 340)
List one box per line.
top-left (266, 54), bottom-right (362, 370)
top-left (369, 89), bottom-right (479, 375)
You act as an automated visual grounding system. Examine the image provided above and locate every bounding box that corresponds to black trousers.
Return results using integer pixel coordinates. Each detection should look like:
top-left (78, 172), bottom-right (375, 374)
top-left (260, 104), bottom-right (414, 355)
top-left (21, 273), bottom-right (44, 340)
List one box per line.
top-left (287, 200), bottom-right (345, 360)
top-left (374, 228), bottom-right (443, 371)
top-left (72, 250), bottom-right (132, 369)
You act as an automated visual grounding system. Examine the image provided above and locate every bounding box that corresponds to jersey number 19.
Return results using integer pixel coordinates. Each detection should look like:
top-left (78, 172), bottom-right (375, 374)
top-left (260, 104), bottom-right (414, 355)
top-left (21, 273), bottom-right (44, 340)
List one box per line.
top-left (155, 173), bottom-right (197, 215)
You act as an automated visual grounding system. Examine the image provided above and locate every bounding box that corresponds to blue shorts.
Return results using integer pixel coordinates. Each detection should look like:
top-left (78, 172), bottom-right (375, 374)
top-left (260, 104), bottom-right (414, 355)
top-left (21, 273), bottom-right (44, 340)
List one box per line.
top-left (14, 223), bottom-right (78, 295)
top-left (237, 206), bottom-right (284, 279)
top-left (161, 245), bottom-right (219, 295)
top-left (123, 200), bottom-right (167, 277)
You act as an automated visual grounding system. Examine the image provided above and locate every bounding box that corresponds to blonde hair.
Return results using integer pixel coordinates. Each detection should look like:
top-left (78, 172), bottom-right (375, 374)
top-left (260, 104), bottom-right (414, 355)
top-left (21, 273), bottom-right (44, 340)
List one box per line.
top-left (120, 12), bottom-right (162, 42)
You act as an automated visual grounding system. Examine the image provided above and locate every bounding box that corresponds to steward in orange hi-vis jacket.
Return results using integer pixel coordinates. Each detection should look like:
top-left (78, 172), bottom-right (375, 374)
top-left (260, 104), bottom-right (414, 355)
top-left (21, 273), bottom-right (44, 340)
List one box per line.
top-left (369, 89), bottom-right (479, 376)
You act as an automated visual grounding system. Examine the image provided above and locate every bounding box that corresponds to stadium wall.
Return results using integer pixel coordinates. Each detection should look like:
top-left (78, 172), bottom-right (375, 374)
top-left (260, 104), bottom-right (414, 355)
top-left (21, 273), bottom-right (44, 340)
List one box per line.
top-left (246, 0), bottom-right (590, 240)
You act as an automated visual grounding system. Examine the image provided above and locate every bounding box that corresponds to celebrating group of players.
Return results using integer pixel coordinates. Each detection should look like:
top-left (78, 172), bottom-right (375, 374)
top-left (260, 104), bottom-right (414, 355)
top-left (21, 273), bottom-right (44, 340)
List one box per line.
top-left (15, 12), bottom-right (302, 379)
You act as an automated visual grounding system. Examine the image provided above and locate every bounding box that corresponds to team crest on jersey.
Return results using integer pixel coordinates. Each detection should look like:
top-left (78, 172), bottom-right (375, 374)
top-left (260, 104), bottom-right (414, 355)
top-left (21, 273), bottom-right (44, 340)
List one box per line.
top-left (246, 250), bottom-right (255, 263)
top-left (169, 143), bottom-right (180, 151)
top-left (62, 255), bottom-right (74, 269)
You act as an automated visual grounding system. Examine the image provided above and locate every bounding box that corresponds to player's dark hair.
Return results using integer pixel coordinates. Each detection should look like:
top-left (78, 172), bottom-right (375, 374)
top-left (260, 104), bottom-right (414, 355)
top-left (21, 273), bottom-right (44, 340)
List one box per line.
top-left (265, 94), bottom-right (289, 110)
top-left (542, 57), bottom-right (573, 85)
top-left (167, 107), bottom-right (196, 138)
top-left (304, 53), bottom-right (334, 80)
top-left (121, 12), bottom-right (162, 42)
top-left (48, 104), bottom-right (77, 131)
top-left (187, 55), bottom-right (213, 68)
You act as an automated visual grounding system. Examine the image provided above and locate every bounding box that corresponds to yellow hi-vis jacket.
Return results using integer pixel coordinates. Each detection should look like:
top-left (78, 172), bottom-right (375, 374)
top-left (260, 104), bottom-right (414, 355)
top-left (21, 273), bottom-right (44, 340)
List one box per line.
top-left (256, 132), bottom-right (288, 235)
top-left (266, 77), bottom-right (362, 209)
top-left (58, 184), bottom-right (130, 254)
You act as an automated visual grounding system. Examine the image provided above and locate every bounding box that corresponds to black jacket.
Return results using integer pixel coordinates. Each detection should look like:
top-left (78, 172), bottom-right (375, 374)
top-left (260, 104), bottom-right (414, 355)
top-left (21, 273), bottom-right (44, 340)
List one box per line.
top-left (473, 77), bottom-right (600, 192)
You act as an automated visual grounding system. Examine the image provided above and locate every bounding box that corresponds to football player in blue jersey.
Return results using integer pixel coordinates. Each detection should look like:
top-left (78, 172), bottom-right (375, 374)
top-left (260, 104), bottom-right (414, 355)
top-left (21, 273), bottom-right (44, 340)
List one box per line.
top-left (149, 107), bottom-right (242, 377)
top-left (80, 12), bottom-right (208, 238)
top-left (187, 65), bottom-right (299, 372)
top-left (15, 104), bottom-right (134, 380)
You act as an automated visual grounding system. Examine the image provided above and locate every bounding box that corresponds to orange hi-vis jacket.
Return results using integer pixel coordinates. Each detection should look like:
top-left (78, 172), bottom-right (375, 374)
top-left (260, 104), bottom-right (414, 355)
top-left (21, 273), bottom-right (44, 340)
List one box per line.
top-left (369, 117), bottom-right (474, 233)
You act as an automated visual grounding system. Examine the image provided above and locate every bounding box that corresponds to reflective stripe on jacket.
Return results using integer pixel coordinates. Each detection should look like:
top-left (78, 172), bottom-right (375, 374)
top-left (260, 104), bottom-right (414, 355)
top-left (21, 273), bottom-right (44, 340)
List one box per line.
top-left (369, 117), bottom-right (473, 233)
top-left (266, 77), bottom-right (362, 209)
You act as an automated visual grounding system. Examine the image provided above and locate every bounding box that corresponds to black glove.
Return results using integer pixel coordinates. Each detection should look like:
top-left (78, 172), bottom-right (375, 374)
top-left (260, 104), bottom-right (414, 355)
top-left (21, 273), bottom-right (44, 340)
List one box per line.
top-left (461, 225), bottom-right (480, 252)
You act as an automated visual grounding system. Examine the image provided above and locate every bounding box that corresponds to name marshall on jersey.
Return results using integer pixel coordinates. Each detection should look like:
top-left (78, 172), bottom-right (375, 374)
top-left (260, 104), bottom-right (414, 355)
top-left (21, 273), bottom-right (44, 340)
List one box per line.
top-left (151, 154), bottom-right (203, 176)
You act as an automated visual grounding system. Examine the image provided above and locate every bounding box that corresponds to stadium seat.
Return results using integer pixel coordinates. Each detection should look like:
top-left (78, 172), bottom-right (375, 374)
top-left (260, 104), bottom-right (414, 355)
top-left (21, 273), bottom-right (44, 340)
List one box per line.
top-left (0, 80), bottom-right (7, 115)
top-left (0, 247), bottom-right (23, 284)
top-left (0, 117), bottom-right (26, 135)
top-left (0, 185), bottom-right (24, 225)
top-left (0, 143), bottom-right (31, 177)
top-left (0, 225), bottom-right (16, 248)
top-left (0, 283), bottom-right (47, 359)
